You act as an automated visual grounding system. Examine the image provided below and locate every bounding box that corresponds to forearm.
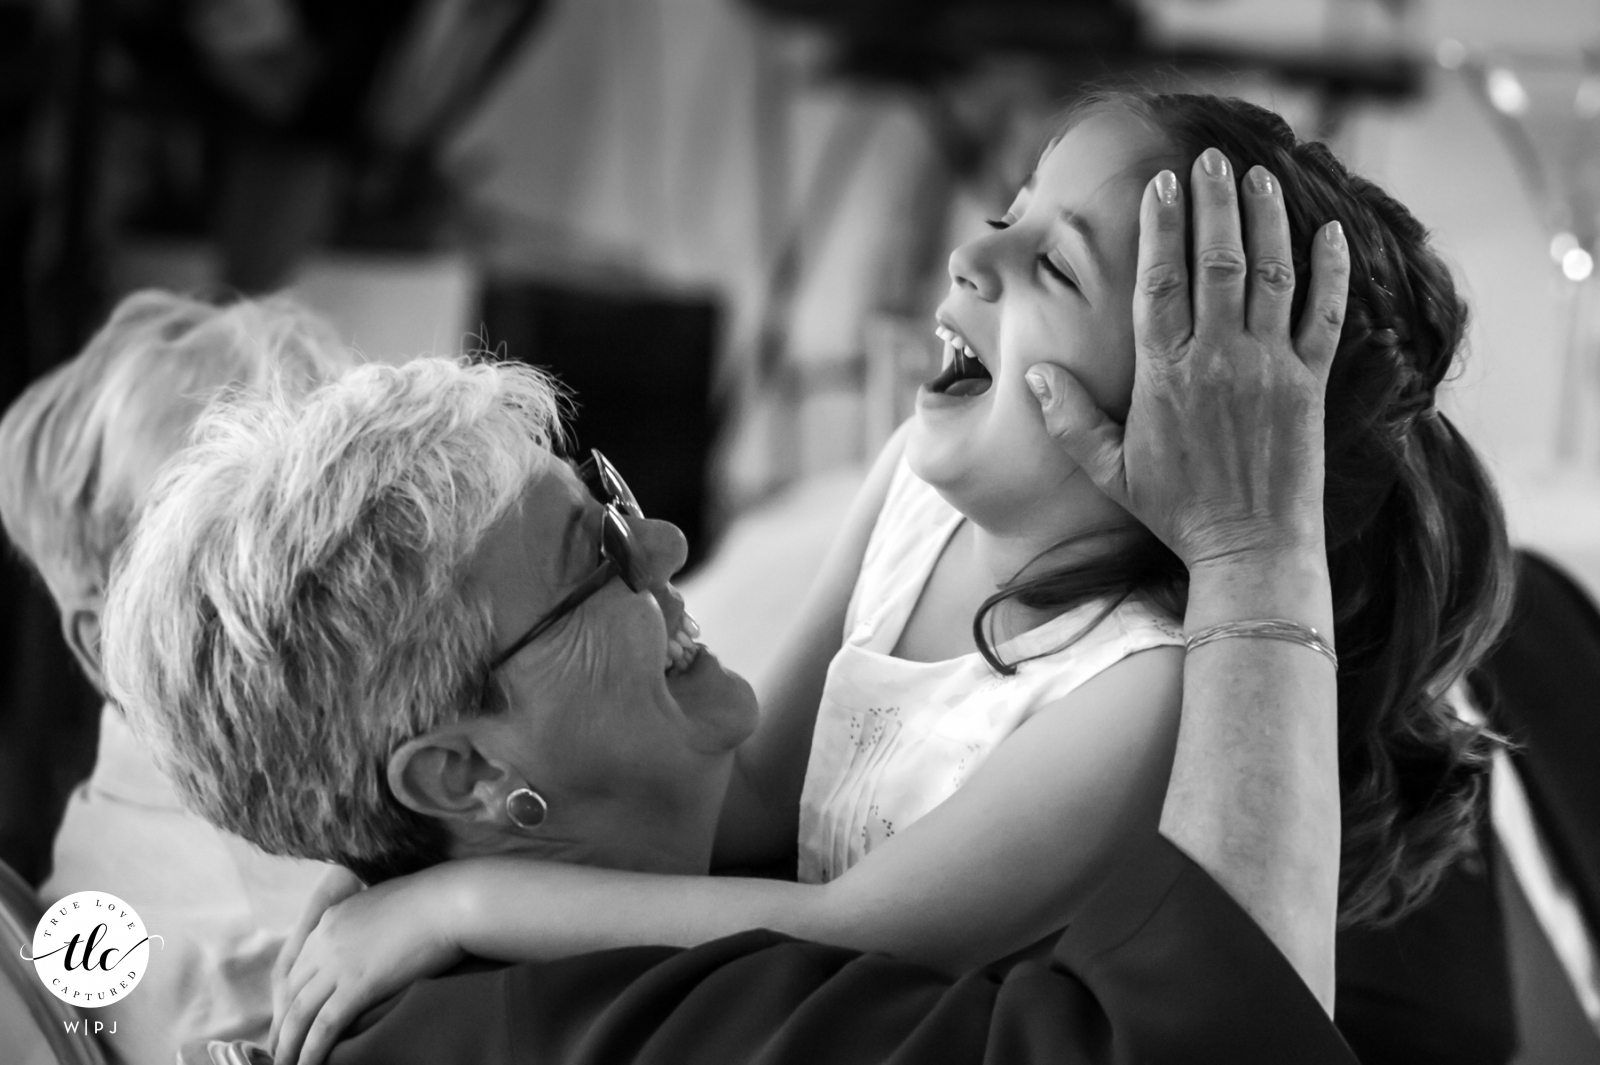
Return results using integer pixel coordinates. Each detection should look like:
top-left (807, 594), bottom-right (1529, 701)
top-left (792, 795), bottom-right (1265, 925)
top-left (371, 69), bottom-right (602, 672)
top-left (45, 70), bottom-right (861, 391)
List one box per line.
top-left (440, 853), bottom-right (1021, 977)
top-left (1162, 545), bottom-right (1339, 1011)
top-left (441, 857), bottom-right (826, 963)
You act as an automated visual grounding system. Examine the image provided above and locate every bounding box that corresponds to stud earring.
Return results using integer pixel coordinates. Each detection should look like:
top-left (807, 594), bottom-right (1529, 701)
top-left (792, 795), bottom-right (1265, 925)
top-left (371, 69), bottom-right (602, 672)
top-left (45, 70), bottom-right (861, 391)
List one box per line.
top-left (505, 786), bottom-right (549, 830)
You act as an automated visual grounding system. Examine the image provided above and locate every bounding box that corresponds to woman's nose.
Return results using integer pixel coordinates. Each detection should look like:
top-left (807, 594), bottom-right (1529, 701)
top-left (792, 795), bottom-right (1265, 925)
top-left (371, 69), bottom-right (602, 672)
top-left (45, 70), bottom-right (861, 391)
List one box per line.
top-left (634, 517), bottom-right (688, 586)
top-left (947, 231), bottom-right (1002, 301)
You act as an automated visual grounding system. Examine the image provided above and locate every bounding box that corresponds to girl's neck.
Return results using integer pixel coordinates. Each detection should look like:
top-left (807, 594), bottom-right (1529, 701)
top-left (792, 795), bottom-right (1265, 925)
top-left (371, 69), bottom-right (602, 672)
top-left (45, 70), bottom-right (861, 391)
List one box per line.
top-left (891, 470), bottom-right (1140, 663)
top-left (960, 472), bottom-right (1137, 592)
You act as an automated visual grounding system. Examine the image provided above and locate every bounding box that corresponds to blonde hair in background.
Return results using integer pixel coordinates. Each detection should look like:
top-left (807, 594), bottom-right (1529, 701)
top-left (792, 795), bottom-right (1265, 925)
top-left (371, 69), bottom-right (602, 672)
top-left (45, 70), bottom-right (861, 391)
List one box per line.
top-left (0, 290), bottom-right (360, 608)
top-left (102, 357), bottom-right (567, 882)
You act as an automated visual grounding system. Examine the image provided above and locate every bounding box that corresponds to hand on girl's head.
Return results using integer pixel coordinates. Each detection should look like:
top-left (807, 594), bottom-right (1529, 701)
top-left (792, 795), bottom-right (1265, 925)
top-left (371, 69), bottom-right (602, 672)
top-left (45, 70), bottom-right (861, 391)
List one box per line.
top-left (1022, 94), bottom-right (1507, 933)
top-left (1026, 146), bottom-right (1350, 570)
top-left (912, 109), bottom-right (1347, 555)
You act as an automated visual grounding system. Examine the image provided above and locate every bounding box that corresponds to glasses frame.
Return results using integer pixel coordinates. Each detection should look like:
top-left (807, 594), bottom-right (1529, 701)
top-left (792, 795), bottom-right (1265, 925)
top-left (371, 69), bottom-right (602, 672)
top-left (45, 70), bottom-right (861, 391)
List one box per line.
top-left (487, 450), bottom-right (648, 672)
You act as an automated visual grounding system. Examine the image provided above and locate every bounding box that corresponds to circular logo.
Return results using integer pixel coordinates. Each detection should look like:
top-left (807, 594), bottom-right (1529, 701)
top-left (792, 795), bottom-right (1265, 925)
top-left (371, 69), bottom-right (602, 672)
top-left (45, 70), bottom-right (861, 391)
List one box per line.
top-left (25, 891), bottom-right (156, 1007)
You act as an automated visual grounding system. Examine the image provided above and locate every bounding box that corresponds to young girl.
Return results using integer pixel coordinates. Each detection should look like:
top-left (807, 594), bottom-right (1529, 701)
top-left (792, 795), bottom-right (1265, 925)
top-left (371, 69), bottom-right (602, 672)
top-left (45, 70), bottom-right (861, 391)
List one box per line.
top-left (275, 91), bottom-right (1512, 1060)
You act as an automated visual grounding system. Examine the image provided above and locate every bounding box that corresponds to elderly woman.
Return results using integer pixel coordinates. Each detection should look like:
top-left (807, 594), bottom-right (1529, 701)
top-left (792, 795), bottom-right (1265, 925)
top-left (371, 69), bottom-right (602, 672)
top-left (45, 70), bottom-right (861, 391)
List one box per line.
top-left (108, 354), bottom-right (757, 885)
top-left (105, 174), bottom-right (1353, 1065)
top-left (0, 291), bottom-right (358, 1065)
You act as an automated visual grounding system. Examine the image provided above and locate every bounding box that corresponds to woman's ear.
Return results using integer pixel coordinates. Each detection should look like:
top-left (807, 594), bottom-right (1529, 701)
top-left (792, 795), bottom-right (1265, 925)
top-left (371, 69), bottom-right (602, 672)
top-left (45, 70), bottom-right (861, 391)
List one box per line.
top-left (59, 601), bottom-right (104, 692)
top-left (387, 726), bottom-right (517, 827)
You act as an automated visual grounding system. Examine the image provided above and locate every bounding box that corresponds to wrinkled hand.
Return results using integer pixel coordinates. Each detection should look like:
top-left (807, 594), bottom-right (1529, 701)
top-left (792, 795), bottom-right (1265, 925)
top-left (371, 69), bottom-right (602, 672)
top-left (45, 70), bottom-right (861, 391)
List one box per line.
top-left (269, 868), bottom-right (464, 1065)
top-left (1027, 148), bottom-right (1350, 572)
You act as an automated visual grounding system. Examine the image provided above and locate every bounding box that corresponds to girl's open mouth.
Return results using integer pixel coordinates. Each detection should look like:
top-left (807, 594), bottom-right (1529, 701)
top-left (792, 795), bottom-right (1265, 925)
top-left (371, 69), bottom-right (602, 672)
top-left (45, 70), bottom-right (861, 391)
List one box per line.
top-left (927, 325), bottom-right (992, 398)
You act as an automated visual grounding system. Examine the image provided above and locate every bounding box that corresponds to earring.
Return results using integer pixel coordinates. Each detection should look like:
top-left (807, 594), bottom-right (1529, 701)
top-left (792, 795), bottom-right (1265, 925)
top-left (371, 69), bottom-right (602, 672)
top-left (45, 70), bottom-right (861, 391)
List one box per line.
top-left (505, 786), bottom-right (549, 830)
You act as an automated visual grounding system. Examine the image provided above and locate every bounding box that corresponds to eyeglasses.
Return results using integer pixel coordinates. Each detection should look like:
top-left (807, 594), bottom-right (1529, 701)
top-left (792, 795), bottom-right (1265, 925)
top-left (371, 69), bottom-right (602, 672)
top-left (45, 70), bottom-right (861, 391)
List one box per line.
top-left (488, 450), bottom-right (649, 671)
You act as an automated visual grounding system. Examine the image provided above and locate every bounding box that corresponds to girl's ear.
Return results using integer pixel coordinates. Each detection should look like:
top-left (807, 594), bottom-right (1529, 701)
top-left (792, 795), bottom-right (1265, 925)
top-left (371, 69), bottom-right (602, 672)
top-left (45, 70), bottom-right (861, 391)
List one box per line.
top-left (387, 725), bottom-right (517, 827)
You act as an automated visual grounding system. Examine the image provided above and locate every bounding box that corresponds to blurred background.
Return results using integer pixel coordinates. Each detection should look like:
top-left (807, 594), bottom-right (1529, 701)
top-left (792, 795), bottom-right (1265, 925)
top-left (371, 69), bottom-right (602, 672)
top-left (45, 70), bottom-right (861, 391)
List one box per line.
top-left (4, 0), bottom-right (1600, 1055)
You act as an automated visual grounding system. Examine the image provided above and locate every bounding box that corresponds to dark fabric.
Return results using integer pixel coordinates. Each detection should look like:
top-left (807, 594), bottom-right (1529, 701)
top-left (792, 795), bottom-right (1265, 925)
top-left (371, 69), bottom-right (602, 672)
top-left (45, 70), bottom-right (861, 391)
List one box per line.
top-left (328, 837), bottom-right (1355, 1065)
top-left (1334, 822), bottom-right (1515, 1065)
top-left (1472, 551), bottom-right (1600, 936)
top-left (1331, 548), bottom-right (1600, 1065)
top-left (0, 0), bottom-right (107, 891)
top-left (0, 565), bottom-right (100, 887)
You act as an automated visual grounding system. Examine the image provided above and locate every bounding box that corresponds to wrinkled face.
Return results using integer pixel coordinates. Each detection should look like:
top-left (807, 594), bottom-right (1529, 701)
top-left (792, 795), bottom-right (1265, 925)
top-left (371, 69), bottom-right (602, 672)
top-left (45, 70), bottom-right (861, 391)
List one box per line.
top-left (908, 109), bottom-right (1175, 528)
top-left (466, 452), bottom-right (758, 860)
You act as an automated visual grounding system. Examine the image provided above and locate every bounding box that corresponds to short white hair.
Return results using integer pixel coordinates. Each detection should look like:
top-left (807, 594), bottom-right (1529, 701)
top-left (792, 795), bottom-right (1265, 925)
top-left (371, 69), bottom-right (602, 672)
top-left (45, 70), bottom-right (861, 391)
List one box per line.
top-left (0, 290), bottom-right (358, 607)
top-left (103, 356), bottom-right (566, 882)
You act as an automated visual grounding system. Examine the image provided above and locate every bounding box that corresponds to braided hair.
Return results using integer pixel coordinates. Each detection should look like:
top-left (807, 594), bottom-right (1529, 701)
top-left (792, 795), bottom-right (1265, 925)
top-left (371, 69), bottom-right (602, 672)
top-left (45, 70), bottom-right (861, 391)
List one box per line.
top-left (974, 92), bottom-right (1515, 927)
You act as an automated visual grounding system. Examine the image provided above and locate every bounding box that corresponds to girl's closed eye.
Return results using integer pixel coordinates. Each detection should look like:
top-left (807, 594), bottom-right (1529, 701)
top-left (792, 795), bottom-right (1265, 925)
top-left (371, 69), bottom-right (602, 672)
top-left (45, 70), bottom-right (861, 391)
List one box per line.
top-left (1040, 253), bottom-right (1076, 287)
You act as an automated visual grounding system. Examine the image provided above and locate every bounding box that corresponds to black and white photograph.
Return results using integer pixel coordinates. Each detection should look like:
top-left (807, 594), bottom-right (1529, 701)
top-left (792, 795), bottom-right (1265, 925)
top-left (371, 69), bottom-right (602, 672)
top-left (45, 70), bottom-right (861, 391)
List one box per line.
top-left (1, 1), bottom-right (1598, 1062)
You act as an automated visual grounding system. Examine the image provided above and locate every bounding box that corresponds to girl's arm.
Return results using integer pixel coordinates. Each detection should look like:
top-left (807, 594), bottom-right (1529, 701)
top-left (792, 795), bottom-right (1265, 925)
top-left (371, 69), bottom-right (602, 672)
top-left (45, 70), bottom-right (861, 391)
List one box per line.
top-left (275, 644), bottom-right (1184, 1065)
top-left (709, 423), bottom-right (910, 868)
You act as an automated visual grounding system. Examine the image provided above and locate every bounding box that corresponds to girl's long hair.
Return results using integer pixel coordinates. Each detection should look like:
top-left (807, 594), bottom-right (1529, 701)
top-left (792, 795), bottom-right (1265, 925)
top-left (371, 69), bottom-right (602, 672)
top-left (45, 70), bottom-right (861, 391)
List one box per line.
top-left (974, 92), bottom-right (1515, 928)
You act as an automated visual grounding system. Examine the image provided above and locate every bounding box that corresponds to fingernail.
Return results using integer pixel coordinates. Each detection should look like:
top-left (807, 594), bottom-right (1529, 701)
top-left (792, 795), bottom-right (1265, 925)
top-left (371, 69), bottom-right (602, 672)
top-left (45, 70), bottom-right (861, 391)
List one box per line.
top-left (1324, 220), bottom-right (1345, 247)
top-left (1201, 148), bottom-right (1227, 178)
top-left (1026, 369), bottom-right (1053, 406)
top-left (1247, 167), bottom-right (1273, 195)
top-left (1155, 169), bottom-right (1178, 206)
top-left (682, 611), bottom-right (701, 637)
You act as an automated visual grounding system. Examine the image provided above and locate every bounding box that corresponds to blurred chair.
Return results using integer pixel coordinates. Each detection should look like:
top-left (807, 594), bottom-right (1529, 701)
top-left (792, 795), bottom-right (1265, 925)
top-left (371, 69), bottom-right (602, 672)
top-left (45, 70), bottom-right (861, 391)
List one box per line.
top-left (1334, 822), bottom-right (1517, 1065)
top-left (1496, 808), bottom-right (1600, 1064)
top-left (1472, 551), bottom-right (1600, 1063)
top-left (0, 857), bottom-right (111, 1065)
top-left (1312, 549), bottom-right (1600, 1065)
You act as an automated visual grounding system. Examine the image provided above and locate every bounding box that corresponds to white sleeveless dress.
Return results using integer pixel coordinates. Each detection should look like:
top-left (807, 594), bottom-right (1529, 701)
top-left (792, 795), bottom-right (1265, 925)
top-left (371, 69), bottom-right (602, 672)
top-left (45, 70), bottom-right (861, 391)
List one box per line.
top-left (796, 458), bottom-right (1185, 885)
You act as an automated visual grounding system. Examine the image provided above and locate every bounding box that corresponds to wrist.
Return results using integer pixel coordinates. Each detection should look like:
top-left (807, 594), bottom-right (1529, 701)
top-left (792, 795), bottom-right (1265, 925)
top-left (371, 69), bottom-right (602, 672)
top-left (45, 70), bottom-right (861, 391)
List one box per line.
top-left (428, 864), bottom-right (477, 956)
top-left (1188, 541), bottom-right (1329, 581)
top-left (1184, 547), bottom-right (1333, 636)
top-left (1178, 509), bottom-right (1326, 572)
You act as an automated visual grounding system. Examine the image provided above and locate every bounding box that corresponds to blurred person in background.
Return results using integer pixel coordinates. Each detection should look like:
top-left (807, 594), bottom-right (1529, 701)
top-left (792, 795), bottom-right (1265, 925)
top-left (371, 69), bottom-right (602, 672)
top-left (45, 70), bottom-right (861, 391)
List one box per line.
top-left (129, 0), bottom-right (546, 291)
top-left (0, 291), bottom-right (360, 1065)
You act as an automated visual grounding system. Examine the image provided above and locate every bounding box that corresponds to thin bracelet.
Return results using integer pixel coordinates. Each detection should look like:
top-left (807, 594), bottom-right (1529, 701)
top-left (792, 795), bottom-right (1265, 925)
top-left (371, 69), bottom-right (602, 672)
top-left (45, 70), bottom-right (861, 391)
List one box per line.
top-left (1185, 618), bottom-right (1338, 669)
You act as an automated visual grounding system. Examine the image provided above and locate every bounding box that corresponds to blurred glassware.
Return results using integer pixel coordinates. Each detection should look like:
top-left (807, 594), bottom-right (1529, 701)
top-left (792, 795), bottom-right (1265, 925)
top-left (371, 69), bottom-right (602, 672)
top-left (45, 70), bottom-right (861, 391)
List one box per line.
top-left (1455, 41), bottom-right (1600, 464)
